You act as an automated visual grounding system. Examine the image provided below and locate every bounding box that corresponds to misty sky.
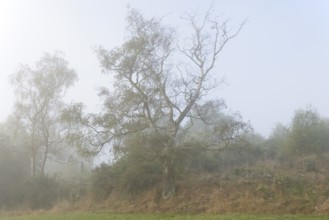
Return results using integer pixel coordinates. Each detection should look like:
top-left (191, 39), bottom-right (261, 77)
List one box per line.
top-left (0, 0), bottom-right (329, 137)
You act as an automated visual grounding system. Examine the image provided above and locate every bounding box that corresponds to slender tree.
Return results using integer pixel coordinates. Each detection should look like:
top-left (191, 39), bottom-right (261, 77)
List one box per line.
top-left (64, 8), bottom-right (244, 198)
top-left (11, 52), bottom-right (77, 176)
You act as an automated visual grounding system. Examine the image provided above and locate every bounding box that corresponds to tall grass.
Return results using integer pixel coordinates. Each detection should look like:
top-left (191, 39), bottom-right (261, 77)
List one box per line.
top-left (0, 213), bottom-right (327, 220)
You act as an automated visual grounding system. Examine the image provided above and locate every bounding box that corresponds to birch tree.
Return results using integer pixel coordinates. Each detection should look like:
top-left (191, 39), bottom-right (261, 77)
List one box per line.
top-left (65, 8), bottom-right (244, 198)
top-left (11, 52), bottom-right (77, 176)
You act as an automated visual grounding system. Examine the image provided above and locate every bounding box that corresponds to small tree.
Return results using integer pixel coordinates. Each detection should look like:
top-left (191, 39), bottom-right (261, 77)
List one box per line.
top-left (65, 8), bottom-right (244, 198)
top-left (266, 123), bottom-right (289, 159)
top-left (285, 106), bottom-right (329, 156)
top-left (11, 52), bottom-right (77, 176)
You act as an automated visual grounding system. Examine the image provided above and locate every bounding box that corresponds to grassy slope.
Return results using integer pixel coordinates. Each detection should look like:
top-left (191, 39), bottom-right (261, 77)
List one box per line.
top-left (0, 213), bottom-right (327, 220)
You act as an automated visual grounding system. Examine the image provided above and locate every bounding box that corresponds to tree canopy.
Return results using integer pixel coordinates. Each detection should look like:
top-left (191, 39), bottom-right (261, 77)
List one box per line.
top-left (64, 8), bottom-right (245, 198)
top-left (11, 52), bottom-right (77, 176)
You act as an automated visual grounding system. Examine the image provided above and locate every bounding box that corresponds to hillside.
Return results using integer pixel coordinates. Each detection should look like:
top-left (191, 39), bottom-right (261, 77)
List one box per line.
top-left (56, 156), bottom-right (329, 215)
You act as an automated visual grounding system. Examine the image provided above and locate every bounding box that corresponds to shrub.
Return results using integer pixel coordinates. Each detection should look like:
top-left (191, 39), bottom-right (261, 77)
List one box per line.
top-left (283, 107), bottom-right (329, 157)
top-left (91, 147), bottom-right (162, 199)
top-left (117, 160), bottom-right (161, 194)
top-left (23, 175), bottom-right (62, 209)
top-left (0, 136), bottom-right (29, 208)
top-left (90, 163), bottom-right (116, 200)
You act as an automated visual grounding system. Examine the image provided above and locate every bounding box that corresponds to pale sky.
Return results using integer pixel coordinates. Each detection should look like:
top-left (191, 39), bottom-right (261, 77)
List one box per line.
top-left (0, 0), bottom-right (329, 137)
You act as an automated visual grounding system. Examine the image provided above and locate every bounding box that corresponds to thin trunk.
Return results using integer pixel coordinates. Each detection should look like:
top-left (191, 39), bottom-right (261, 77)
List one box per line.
top-left (31, 152), bottom-right (36, 176)
top-left (161, 136), bottom-right (176, 199)
top-left (161, 155), bottom-right (175, 199)
top-left (40, 144), bottom-right (49, 176)
top-left (30, 121), bottom-right (37, 176)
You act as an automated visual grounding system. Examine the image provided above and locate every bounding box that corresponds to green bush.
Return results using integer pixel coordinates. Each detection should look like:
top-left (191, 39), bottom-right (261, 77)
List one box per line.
top-left (180, 145), bottom-right (264, 174)
top-left (91, 155), bottom-right (162, 199)
top-left (118, 160), bottom-right (161, 194)
top-left (283, 107), bottom-right (329, 157)
top-left (23, 175), bottom-right (62, 209)
top-left (0, 136), bottom-right (29, 208)
top-left (90, 163), bottom-right (116, 200)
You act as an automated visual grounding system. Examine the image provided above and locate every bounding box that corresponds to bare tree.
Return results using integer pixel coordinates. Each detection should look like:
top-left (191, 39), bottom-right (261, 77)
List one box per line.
top-left (65, 8), bottom-right (244, 198)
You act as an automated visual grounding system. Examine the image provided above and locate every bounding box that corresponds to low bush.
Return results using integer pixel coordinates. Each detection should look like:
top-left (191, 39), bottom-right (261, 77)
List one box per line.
top-left (23, 175), bottom-right (62, 209)
top-left (91, 148), bottom-right (162, 200)
top-left (90, 163), bottom-right (116, 200)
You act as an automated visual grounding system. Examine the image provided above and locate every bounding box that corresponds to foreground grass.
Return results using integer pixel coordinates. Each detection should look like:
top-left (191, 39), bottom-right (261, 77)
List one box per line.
top-left (0, 213), bottom-right (327, 220)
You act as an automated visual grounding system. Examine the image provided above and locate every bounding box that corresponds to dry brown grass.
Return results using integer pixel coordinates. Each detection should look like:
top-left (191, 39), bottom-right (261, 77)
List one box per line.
top-left (42, 156), bottom-right (329, 215)
top-left (51, 176), bottom-right (328, 215)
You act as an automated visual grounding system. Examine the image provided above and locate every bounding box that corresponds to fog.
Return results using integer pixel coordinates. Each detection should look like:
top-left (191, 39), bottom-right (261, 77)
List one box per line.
top-left (1, 1), bottom-right (329, 213)
top-left (0, 0), bottom-right (328, 137)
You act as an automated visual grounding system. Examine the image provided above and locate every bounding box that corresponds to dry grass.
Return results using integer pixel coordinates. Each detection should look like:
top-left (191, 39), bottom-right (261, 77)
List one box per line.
top-left (0, 213), bottom-right (328, 220)
top-left (44, 174), bottom-right (329, 215)
top-left (66, 158), bottom-right (329, 215)
top-left (6, 157), bottom-right (329, 216)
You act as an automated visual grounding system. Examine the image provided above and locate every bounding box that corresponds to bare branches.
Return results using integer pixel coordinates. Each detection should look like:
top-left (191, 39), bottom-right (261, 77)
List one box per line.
top-left (171, 8), bottom-right (244, 137)
top-left (72, 7), bottom-right (246, 164)
top-left (64, 8), bottom-right (247, 199)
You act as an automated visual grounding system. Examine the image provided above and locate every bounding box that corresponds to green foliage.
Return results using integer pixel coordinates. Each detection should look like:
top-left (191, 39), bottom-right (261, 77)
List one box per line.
top-left (180, 142), bottom-right (264, 174)
top-left (115, 133), bottom-right (164, 194)
top-left (68, 8), bottom-right (244, 198)
top-left (23, 175), bottom-right (62, 209)
top-left (64, 179), bottom-right (88, 203)
top-left (265, 123), bottom-right (288, 159)
top-left (178, 108), bottom-right (257, 173)
top-left (90, 163), bottom-right (115, 200)
top-left (91, 159), bottom-right (162, 199)
top-left (266, 107), bottom-right (329, 160)
top-left (91, 133), bottom-right (163, 199)
top-left (10, 52), bottom-right (77, 176)
top-left (0, 135), bottom-right (29, 208)
top-left (118, 158), bottom-right (162, 194)
top-left (0, 134), bottom-right (64, 210)
top-left (283, 107), bottom-right (329, 156)
top-left (0, 107), bottom-right (80, 210)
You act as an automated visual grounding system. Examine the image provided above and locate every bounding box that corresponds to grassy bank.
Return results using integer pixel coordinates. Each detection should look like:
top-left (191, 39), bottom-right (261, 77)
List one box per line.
top-left (0, 213), bottom-right (327, 220)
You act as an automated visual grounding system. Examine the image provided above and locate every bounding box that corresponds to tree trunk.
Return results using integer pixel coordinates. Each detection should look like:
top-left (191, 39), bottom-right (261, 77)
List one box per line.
top-left (40, 144), bottom-right (49, 176)
top-left (161, 147), bottom-right (175, 199)
top-left (31, 153), bottom-right (36, 177)
top-left (30, 123), bottom-right (37, 176)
